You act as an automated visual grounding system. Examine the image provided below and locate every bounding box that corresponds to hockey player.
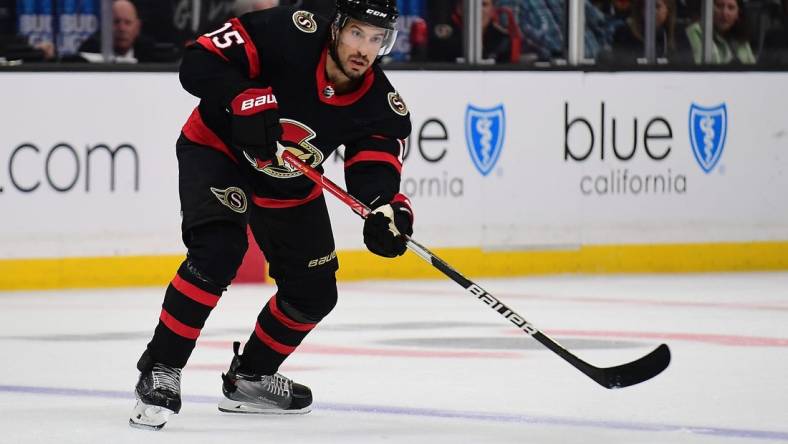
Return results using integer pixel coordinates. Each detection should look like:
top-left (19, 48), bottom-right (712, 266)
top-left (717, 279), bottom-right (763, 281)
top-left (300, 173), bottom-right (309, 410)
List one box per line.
top-left (129, 0), bottom-right (413, 430)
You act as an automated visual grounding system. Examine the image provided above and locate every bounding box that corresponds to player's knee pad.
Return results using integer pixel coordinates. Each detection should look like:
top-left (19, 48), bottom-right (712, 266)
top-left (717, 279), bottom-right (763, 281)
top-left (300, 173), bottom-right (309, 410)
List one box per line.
top-left (182, 222), bottom-right (248, 289)
top-left (276, 273), bottom-right (338, 323)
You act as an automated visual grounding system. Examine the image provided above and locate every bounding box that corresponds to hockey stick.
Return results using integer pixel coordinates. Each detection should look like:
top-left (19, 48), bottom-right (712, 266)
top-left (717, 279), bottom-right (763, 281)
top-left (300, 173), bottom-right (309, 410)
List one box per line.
top-left (278, 148), bottom-right (671, 389)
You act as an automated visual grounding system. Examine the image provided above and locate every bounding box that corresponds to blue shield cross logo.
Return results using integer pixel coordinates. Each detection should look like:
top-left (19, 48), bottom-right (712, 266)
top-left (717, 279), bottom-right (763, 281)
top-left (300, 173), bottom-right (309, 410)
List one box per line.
top-left (689, 103), bottom-right (727, 173)
top-left (465, 104), bottom-right (506, 176)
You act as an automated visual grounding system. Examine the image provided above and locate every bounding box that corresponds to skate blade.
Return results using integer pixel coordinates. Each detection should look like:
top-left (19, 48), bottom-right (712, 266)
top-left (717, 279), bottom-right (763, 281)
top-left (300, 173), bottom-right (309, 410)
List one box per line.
top-left (218, 398), bottom-right (311, 415)
top-left (129, 400), bottom-right (175, 430)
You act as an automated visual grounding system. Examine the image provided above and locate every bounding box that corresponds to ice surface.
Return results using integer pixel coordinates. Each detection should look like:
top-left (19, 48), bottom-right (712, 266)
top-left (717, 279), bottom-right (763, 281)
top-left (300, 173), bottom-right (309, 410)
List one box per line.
top-left (1, 272), bottom-right (786, 443)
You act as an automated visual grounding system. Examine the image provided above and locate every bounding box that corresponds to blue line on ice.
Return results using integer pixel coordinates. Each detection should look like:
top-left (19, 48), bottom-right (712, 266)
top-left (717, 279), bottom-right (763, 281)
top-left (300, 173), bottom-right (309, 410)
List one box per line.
top-left (1, 384), bottom-right (786, 441)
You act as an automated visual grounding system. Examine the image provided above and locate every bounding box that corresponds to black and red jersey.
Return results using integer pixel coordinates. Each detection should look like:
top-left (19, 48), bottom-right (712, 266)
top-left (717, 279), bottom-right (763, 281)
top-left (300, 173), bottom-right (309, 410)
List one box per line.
top-left (179, 6), bottom-right (412, 208)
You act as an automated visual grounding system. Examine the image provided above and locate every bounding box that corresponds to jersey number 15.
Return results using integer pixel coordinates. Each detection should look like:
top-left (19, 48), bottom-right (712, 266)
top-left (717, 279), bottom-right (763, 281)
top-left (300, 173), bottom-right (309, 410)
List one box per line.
top-left (204, 22), bottom-right (245, 49)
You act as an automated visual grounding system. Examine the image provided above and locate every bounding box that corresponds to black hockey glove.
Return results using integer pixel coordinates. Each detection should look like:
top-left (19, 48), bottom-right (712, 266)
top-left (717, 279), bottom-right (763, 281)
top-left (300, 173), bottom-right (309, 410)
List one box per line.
top-left (227, 87), bottom-right (282, 163)
top-left (363, 194), bottom-right (414, 258)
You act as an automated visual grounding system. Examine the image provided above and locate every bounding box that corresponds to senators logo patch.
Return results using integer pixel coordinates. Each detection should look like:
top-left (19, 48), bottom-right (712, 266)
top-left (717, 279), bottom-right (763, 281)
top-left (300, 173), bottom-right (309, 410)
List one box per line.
top-left (210, 186), bottom-right (247, 213)
top-left (388, 91), bottom-right (408, 116)
top-left (292, 10), bottom-right (317, 33)
top-left (244, 119), bottom-right (324, 179)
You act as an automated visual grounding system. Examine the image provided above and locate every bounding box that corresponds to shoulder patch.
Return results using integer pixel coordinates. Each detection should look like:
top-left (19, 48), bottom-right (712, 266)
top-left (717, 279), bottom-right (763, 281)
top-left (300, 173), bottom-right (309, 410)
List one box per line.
top-left (210, 186), bottom-right (247, 214)
top-left (388, 91), bottom-right (409, 116)
top-left (292, 10), bottom-right (317, 33)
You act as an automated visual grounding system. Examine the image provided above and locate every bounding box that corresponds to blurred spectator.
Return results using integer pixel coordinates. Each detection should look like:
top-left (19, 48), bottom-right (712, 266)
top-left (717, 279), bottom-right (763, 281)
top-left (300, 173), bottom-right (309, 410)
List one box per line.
top-left (612, 0), bottom-right (635, 24)
top-left (383, 0), bottom-right (428, 62)
top-left (760, 0), bottom-right (788, 64)
top-left (131, 0), bottom-right (327, 57)
top-left (601, 0), bottom-right (690, 64)
top-left (427, 0), bottom-right (521, 63)
top-left (233, 0), bottom-right (280, 15)
top-left (75, 0), bottom-right (172, 63)
top-left (133, 0), bottom-right (234, 52)
top-left (408, 16), bottom-right (429, 60)
top-left (686, 0), bottom-right (756, 63)
top-left (592, 0), bottom-right (633, 34)
top-left (496, 0), bottom-right (612, 62)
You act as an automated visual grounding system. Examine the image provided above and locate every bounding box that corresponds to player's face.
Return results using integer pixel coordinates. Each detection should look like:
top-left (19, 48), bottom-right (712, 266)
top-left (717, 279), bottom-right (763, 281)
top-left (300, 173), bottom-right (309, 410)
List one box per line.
top-left (336, 19), bottom-right (386, 79)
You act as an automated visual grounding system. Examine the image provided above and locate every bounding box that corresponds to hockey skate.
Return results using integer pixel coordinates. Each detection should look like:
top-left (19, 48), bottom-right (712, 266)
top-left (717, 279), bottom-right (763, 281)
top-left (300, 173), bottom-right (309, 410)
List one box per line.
top-left (218, 342), bottom-right (312, 414)
top-left (129, 350), bottom-right (182, 430)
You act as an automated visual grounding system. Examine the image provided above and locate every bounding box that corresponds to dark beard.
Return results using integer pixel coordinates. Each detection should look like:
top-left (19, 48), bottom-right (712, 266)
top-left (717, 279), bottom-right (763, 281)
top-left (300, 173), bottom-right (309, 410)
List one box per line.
top-left (340, 59), bottom-right (366, 80)
top-left (327, 37), bottom-right (367, 91)
top-left (331, 56), bottom-right (365, 91)
top-left (328, 47), bottom-right (353, 79)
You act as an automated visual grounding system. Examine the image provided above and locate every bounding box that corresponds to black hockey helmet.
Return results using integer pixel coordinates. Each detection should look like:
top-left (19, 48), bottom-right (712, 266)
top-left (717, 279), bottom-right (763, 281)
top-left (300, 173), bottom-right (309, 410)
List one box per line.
top-left (333, 0), bottom-right (399, 56)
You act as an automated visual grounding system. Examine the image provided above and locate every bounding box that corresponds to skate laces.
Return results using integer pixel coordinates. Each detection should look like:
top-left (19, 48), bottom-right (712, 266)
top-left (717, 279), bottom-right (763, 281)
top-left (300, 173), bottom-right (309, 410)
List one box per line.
top-left (264, 373), bottom-right (291, 397)
top-left (151, 364), bottom-right (181, 394)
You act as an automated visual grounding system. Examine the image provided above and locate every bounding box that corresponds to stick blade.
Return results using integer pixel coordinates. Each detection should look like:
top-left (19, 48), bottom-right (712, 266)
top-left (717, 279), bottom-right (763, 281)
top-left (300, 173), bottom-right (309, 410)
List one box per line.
top-left (594, 344), bottom-right (671, 389)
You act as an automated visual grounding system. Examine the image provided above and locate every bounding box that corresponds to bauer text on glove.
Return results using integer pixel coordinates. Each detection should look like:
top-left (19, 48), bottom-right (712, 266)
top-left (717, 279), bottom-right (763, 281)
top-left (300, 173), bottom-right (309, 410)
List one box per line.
top-left (227, 87), bottom-right (282, 162)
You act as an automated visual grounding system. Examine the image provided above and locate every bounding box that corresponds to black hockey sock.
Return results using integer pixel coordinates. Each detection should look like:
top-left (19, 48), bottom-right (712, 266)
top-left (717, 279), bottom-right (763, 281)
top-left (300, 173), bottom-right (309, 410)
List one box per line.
top-left (146, 262), bottom-right (225, 368)
top-left (241, 294), bottom-right (317, 375)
